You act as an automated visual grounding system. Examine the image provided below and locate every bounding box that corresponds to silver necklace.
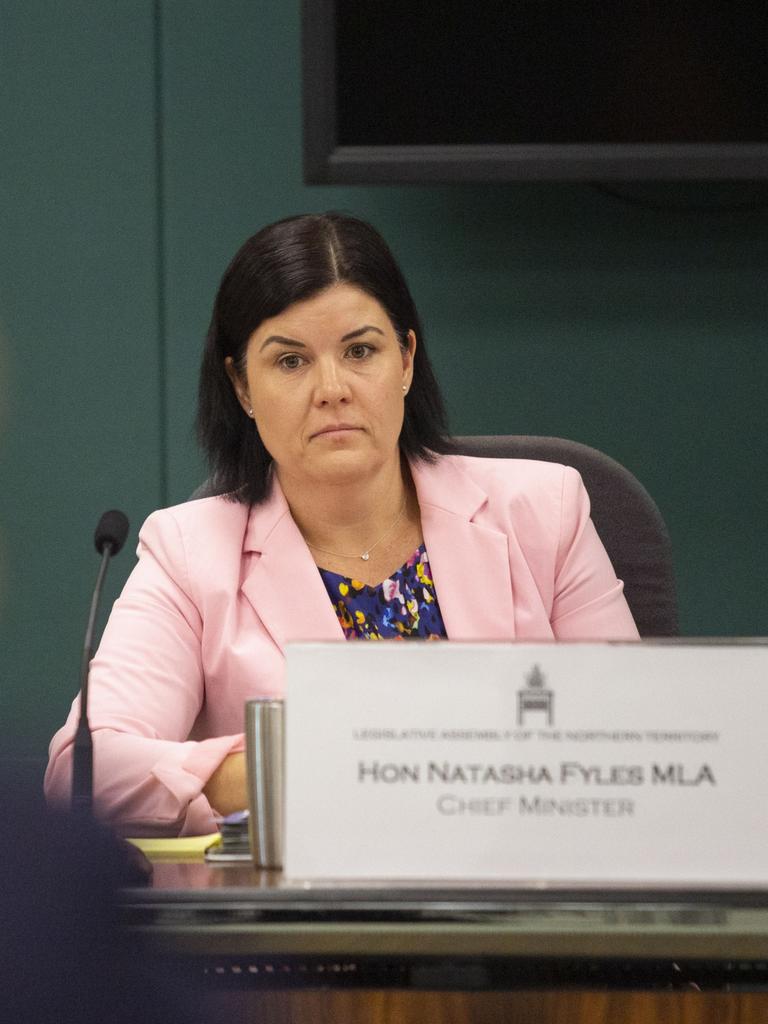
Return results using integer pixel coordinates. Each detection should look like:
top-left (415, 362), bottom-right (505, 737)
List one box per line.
top-left (306, 496), bottom-right (408, 562)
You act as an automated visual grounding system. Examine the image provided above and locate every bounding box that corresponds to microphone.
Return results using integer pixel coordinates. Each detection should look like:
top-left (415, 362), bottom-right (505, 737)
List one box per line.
top-left (71, 510), bottom-right (130, 817)
top-left (94, 509), bottom-right (129, 556)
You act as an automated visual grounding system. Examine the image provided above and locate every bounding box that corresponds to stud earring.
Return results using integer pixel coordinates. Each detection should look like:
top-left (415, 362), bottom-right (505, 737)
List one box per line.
top-left (402, 385), bottom-right (407, 393)
top-left (247, 407), bottom-right (253, 417)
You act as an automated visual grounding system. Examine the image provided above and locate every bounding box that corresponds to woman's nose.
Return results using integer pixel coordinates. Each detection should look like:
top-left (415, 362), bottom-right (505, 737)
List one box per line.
top-left (313, 362), bottom-right (350, 404)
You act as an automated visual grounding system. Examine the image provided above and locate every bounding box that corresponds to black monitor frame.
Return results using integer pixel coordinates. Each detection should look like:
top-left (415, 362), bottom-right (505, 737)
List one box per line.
top-left (302, 0), bottom-right (768, 185)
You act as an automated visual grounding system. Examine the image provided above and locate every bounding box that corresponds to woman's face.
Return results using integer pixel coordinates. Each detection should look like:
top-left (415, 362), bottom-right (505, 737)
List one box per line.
top-left (226, 283), bottom-right (415, 492)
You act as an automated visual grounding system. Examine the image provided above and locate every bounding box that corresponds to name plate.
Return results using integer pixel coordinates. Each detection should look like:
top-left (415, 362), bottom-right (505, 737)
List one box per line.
top-left (284, 642), bottom-right (768, 883)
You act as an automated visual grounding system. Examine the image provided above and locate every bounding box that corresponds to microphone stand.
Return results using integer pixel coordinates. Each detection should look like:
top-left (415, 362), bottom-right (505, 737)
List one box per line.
top-left (71, 543), bottom-right (114, 818)
top-left (68, 511), bottom-right (151, 884)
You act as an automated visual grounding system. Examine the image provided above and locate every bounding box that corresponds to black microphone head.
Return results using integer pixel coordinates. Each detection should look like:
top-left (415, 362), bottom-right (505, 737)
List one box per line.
top-left (94, 510), bottom-right (130, 556)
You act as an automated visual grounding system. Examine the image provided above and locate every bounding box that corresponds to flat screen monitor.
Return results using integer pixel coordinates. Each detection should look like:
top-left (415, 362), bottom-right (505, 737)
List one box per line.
top-left (302, 1), bottom-right (768, 183)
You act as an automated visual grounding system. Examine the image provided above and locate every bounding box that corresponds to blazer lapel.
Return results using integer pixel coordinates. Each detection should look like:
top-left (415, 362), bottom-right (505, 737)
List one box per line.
top-left (240, 457), bottom-right (517, 647)
top-left (413, 458), bottom-right (517, 641)
top-left (241, 482), bottom-right (343, 649)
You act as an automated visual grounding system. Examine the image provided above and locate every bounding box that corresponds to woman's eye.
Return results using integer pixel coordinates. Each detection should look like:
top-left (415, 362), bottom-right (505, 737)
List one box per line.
top-left (277, 353), bottom-right (304, 370)
top-left (346, 343), bottom-right (373, 360)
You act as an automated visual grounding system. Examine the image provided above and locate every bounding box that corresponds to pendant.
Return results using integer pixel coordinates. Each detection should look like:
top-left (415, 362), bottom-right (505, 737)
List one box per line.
top-left (361, 552), bottom-right (370, 561)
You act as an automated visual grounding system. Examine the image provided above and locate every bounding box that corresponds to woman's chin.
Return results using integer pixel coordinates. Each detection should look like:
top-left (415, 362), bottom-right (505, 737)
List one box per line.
top-left (306, 448), bottom-right (384, 486)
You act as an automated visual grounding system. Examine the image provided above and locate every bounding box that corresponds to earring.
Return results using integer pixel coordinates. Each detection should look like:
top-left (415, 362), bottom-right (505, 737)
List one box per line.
top-left (402, 385), bottom-right (408, 393)
top-left (247, 407), bottom-right (253, 417)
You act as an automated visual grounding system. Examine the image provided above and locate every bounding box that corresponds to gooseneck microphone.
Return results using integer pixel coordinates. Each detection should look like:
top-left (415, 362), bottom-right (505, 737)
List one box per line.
top-left (71, 510), bottom-right (130, 817)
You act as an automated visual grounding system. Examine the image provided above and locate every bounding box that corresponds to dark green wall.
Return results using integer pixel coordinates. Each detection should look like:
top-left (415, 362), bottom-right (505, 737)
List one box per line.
top-left (2, 3), bottom-right (767, 780)
top-left (1, 3), bottom-right (163, 781)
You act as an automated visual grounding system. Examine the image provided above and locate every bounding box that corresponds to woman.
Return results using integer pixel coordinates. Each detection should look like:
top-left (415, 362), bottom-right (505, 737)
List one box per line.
top-left (46, 213), bottom-right (638, 835)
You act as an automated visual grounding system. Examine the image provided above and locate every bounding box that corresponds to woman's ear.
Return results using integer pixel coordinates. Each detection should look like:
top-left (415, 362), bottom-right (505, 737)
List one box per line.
top-left (224, 356), bottom-right (251, 415)
top-left (402, 330), bottom-right (417, 390)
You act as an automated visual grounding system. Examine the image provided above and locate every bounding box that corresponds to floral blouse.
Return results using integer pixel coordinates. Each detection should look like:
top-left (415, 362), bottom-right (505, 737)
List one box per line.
top-left (318, 544), bottom-right (447, 640)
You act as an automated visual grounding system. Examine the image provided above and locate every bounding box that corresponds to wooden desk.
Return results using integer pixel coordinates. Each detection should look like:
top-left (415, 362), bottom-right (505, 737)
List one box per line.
top-left (120, 861), bottom-right (768, 1023)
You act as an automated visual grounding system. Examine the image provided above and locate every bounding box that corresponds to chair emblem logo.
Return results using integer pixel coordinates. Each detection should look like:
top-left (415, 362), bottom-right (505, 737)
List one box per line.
top-left (517, 664), bottom-right (554, 726)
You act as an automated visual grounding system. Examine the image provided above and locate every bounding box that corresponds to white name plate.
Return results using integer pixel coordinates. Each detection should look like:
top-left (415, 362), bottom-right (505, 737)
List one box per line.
top-left (284, 642), bottom-right (768, 884)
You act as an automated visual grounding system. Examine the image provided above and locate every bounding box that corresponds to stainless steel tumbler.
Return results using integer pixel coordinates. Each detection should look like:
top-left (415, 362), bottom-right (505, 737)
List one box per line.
top-left (245, 698), bottom-right (284, 869)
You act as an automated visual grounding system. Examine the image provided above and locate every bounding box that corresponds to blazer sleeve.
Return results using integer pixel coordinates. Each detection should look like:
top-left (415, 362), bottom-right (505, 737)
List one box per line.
top-left (44, 509), bottom-right (244, 837)
top-left (549, 466), bottom-right (640, 640)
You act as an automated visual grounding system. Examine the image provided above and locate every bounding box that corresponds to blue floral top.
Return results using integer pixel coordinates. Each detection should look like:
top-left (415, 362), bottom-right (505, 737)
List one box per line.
top-left (318, 545), bottom-right (447, 640)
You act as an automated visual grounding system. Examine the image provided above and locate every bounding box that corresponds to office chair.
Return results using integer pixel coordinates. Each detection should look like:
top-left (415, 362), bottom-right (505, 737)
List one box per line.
top-left (192, 435), bottom-right (679, 637)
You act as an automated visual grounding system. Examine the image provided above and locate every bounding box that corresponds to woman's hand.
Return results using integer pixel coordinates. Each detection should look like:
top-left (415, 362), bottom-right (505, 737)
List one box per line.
top-left (203, 751), bottom-right (248, 817)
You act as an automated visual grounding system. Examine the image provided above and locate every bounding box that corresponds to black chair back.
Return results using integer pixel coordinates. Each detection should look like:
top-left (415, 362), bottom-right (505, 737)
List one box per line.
top-left (192, 435), bottom-right (679, 637)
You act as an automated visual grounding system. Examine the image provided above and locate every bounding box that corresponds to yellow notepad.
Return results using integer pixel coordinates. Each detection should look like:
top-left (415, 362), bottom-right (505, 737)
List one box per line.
top-left (126, 832), bottom-right (221, 862)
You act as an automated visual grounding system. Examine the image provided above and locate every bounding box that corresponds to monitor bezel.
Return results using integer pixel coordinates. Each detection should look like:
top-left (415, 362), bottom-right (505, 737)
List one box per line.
top-left (302, 0), bottom-right (768, 184)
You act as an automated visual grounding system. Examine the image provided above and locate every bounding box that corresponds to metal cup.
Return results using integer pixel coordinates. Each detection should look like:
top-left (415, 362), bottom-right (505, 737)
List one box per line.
top-left (244, 698), bottom-right (284, 869)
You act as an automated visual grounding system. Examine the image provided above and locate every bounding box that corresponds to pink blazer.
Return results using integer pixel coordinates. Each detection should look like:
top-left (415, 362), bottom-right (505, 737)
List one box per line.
top-left (45, 455), bottom-right (638, 835)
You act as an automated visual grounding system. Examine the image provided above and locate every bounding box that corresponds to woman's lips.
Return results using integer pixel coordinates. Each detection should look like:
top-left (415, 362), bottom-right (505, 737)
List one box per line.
top-left (312, 425), bottom-right (361, 439)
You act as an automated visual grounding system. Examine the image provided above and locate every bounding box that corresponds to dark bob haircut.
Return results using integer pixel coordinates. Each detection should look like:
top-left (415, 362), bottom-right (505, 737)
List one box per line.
top-left (197, 212), bottom-right (454, 504)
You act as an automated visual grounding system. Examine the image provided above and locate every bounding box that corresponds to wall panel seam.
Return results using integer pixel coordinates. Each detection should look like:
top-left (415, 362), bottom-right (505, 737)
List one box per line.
top-left (153, 0), bottom-right (169, 508)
